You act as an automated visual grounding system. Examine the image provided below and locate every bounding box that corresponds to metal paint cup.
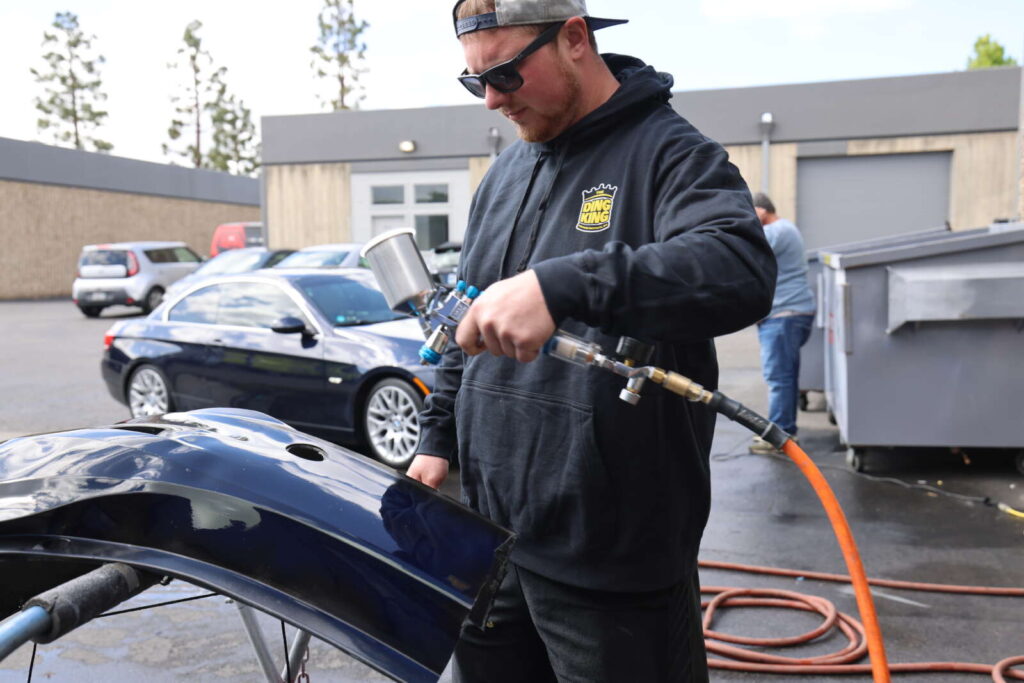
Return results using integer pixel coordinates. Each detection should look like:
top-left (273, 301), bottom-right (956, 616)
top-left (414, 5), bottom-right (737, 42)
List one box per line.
top-left (360, 229), bottom-right (435, 315)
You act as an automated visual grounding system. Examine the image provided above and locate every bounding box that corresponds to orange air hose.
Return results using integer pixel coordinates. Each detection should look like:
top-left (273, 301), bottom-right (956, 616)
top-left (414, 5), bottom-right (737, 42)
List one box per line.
top-left (779, 438), bottom-right (892, 682)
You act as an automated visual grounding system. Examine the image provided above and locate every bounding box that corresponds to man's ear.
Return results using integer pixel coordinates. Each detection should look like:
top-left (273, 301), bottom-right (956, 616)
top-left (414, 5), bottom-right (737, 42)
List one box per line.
top-left (560, 16), bottom-right (591, 59)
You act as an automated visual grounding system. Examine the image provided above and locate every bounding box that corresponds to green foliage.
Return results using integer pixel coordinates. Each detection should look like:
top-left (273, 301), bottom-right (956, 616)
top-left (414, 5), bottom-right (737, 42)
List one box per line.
top-left (208, 86), bottom-right (260, 176)
top-left (966, 34), bottom-right (1018, 69)
top-left (164, 20), bottom-right (259, 175)
top-left (30, 12), bottom-right (112, 153)
top-left (310, 0), bottom-right (369, 110)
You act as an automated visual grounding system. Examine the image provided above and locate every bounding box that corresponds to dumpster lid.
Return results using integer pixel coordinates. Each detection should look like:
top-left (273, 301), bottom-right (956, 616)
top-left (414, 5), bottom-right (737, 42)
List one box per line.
top-left (805, 226), bottom-right (952, 263)
top-left (822, 222), bottom-right (1024, 270)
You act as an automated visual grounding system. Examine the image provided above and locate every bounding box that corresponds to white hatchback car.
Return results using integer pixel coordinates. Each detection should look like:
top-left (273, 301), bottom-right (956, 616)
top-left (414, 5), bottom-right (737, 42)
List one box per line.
top-left (72, 241), bottom-right (203, 317)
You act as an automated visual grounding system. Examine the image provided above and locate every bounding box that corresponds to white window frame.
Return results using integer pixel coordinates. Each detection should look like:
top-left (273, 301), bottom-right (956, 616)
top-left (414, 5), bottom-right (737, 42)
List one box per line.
top-left (351, 169), bottom-right (471, 248)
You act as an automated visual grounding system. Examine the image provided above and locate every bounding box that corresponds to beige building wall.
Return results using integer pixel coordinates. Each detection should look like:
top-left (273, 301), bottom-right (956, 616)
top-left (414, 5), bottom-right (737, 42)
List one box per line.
top-left (725, 143), bottom-right (798, 219)
top-left (265, 163), bottom-right (351, 249)
top-left (0, 180), bottom-right (259, 299)
top-left (726, 132), bottom-right (1015, 231)
top-left (468, 156), bottom-right (493, 194)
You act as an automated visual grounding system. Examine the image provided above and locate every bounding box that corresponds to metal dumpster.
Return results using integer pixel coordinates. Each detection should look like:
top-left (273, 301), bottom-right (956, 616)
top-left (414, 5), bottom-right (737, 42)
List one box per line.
top-left (820, 222), bottom-right (1024, 470)
top-left (799, 227), bottom-right (952, 404)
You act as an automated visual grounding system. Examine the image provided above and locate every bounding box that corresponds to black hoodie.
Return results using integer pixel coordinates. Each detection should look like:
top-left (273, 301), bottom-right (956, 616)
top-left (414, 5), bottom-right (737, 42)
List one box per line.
top-left (418, 55), bottom-right (776, 591)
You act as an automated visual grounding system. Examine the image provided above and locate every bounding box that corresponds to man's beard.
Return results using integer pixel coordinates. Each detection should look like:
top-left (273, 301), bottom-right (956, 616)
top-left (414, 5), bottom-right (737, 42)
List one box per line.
top-left (512, 60), bottom-right (582, 143)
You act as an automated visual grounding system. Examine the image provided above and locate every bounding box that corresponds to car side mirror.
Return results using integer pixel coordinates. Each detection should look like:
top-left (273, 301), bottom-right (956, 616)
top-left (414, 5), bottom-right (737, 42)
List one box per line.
top-left (271, 316), bottom-right (312, 336)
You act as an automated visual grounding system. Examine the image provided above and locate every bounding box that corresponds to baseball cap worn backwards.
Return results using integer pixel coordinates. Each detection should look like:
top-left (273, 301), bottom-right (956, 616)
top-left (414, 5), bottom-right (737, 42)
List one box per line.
top-left (453, 0), bottom-right (628, 37)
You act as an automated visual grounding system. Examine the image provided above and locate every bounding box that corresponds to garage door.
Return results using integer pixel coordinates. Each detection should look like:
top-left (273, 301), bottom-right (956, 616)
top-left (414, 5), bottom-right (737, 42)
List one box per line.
top-left (796, 152), bottom-right (952, 250)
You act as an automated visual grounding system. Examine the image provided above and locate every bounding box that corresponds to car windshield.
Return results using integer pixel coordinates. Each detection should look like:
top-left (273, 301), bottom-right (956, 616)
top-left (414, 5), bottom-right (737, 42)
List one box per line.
top-left (80, 250), bottom-right (128, 266)
top-left (277, 250), bottom-right (352, 268)
top-left (195, 250), bottom-right (266, 276)
top-left (297, 274), bottom-right (405, 326)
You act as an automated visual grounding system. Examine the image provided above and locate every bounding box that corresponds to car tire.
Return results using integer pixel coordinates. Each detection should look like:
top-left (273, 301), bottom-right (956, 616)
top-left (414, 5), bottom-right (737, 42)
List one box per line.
top-left (141, 287), bottom-right (165, 314)
top-left (79, 306), bottom-right (103, 318)
top-left (362, 378), bottom-right (423, 469)
top-left (127, 365), bottom-right (174, 418)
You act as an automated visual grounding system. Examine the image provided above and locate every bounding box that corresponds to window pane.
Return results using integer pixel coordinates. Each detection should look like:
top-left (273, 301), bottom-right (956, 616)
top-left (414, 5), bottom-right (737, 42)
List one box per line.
top-left (144, 249), bottom-right (169, 263)
top-left (80, 250), bottom-right (128, 267)
top-left (169, 285), bottom-right (221, 324)
top-left (415, 215), bottom-right (449, 250)
top-left (372, 185), bottom-right (405, 205)
top-left (172, 247), bottom-right (201, 263)
top-left (217, 282), bottom-right (306, 329)
top-left (299, 273), bottom-right (403, 326)
top-left (415, 184), bottom-right (448, 204)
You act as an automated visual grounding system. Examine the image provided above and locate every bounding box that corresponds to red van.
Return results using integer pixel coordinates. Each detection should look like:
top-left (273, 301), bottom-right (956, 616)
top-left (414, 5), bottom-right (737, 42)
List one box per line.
top-left (210, 222), bottom-right (264, 257)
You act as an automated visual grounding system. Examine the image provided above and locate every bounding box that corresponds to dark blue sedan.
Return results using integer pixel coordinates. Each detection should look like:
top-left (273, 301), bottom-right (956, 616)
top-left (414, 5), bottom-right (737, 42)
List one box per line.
top-left (101, 268), bottom-right (434, 468)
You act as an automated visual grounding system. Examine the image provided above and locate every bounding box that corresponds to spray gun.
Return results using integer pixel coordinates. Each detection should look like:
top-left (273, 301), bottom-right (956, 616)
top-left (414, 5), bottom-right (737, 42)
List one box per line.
top-left (361, 229), bottom-right (482, 365)
top-left (361, 229), bottom-right (781, 439)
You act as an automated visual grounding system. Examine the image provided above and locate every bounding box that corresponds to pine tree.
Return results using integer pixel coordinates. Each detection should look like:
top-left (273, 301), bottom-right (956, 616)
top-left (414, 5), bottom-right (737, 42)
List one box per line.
top-left (310, 0), bottom-right (369, 110)
top-left (164, 20), bottom-right (259, 174)
top-left (31, 12), bottom-right (112, 153)
top-left (209, 85), bottom-right (260, 176)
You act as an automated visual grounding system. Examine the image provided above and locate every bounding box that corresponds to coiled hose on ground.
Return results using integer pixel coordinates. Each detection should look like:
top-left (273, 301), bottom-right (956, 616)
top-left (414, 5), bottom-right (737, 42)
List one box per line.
top-left (698, 440), bottom-right (1024, 681)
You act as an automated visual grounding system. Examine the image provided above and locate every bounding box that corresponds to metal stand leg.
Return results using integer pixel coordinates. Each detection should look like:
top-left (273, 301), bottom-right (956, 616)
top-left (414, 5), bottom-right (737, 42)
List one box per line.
top-left (234, 602), bottom-right (311, 683)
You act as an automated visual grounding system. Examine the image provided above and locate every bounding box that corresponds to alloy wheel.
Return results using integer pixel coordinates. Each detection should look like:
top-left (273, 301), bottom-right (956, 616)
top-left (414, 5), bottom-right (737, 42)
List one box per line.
top-left (364, 382), bottom-right (421, 468)
top-left (128, 367), bottom-right (171, 417)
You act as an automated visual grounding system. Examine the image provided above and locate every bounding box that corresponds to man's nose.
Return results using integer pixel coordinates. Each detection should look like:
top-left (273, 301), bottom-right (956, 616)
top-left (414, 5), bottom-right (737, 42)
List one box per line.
top-left (484, 85), bottom-right (509, 111)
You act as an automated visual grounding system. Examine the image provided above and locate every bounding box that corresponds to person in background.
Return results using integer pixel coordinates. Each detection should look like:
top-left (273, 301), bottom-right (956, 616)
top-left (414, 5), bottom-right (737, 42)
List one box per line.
top-left (408, 1), bottom-right (777, 680)
top-left (750, 192), bottom-right (816, 454)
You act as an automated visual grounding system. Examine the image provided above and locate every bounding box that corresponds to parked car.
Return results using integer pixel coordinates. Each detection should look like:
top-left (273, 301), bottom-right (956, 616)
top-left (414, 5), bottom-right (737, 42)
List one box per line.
top-left (73, 241), bottom-right (203, 318)
top-left (164, 247), bottom-right (295, 299)
top-left (426, 241), bottom-right (462, 286)
top-left (273, 243), bottom-right (364, 269)
top-left (101, 268), bottom-right (433, 468)
top-left (210, 221), bottom-right (264, 257)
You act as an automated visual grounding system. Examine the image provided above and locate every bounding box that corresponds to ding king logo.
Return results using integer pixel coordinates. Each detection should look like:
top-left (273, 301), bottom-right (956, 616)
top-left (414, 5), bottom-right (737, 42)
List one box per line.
top-left (576, 183), bottom-right (618, 233)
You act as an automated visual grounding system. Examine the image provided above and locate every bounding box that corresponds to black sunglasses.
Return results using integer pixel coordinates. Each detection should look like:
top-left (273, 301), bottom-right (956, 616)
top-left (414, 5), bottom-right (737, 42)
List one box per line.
top-left (457, 22), bottom-right (566, 99)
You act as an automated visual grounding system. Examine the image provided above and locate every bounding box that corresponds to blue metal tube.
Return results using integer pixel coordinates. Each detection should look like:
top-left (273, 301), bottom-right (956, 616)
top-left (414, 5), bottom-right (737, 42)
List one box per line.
top-left (0, 606), bottom-right (51, 661)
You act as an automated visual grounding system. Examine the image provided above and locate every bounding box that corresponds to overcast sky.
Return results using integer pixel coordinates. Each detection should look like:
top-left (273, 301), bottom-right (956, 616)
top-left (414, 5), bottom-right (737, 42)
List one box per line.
top-left (0, 0), bottom-right (1020, 164)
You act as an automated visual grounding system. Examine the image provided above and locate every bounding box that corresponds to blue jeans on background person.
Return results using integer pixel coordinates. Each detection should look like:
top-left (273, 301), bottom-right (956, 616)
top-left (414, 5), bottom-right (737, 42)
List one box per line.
top-left (757, 314), bottom-right (814, 435)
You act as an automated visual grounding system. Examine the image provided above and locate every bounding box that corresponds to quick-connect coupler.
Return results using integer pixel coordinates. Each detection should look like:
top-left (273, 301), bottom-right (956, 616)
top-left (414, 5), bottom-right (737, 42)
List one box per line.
top-left (418, 280), bottom-right (480, 365)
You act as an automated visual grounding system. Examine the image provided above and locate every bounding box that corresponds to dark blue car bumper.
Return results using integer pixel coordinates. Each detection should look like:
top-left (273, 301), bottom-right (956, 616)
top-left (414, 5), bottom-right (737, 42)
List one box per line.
top-left (0, 409), bottom-right (513, 681)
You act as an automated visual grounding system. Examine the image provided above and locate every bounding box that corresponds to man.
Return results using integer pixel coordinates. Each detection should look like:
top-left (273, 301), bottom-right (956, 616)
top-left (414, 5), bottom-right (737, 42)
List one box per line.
top-left (750, 192), bottom-right (816, 455)
top-left (407, 2), bottom-right (777, 680)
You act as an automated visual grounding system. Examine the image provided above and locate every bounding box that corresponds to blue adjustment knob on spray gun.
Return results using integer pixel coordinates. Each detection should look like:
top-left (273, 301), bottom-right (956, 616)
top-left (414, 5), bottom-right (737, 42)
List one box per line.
top-left (418, 280), bottom-right (480, 365)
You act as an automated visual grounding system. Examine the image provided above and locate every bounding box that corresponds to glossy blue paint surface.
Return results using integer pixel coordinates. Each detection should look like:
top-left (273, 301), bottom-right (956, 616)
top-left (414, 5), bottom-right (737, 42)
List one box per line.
top-left (0, 409), bottom-right (513, 681)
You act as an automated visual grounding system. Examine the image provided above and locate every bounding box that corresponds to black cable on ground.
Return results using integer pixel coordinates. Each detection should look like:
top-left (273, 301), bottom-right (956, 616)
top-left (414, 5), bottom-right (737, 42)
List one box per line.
top-left (726, 449), bottom-right (1024, 518)
top-left (97, 591), bottom-right (218, 618)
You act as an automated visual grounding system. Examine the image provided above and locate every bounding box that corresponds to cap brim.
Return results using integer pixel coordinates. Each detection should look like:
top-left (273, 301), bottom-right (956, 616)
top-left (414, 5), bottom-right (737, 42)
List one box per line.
top-left (585, 17), bottom-right (628, 30)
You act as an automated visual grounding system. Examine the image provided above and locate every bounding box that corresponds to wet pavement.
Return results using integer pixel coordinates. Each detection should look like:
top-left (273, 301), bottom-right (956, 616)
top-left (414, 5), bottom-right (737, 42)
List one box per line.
top-left (1, 301), bottom-right (1021, 681)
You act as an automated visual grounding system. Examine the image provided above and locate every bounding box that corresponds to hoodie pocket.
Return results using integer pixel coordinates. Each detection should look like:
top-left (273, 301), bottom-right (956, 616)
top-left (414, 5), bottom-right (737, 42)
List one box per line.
top-left (456, 380), bottom-right (615, 554)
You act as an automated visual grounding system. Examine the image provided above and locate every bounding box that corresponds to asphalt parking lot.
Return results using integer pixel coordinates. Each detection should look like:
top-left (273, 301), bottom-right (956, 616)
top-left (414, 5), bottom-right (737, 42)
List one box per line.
top-left (0, 299), bottom-right (1021, 682)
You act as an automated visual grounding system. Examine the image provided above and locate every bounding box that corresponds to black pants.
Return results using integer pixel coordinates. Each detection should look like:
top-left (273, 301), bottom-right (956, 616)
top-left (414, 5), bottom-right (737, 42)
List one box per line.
top-left (451, 563), bottom-right (709, 683)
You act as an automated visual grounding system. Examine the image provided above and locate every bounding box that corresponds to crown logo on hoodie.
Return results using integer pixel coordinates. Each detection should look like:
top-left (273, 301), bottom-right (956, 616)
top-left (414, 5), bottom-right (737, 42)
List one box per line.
top-left (576, 184), bottom-right (618, 233)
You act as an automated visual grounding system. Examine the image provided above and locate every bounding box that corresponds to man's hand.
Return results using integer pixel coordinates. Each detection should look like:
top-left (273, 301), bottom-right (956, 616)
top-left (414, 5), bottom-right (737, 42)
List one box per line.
top-left (455, 270), bottom-right (555, 362)
top-left (405, 454), bottom-right (450, 489)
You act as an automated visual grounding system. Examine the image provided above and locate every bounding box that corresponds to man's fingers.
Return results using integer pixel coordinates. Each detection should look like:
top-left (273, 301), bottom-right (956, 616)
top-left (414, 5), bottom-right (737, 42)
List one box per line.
top-left (406, 455), bottom-right (449, 490)
top-left (515, 345), bottom-right (540, 363)
top-left (455, 309), bottom-right (485, 355)
top-left (479, 321), bottom-right (505, 357)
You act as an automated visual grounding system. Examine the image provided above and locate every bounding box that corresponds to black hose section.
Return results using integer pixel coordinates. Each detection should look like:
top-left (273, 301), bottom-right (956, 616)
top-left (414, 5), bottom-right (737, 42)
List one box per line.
top-left (23, 563), bottom-right (161, 643)
top-left (707, 392), bottom-right (791, 449)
